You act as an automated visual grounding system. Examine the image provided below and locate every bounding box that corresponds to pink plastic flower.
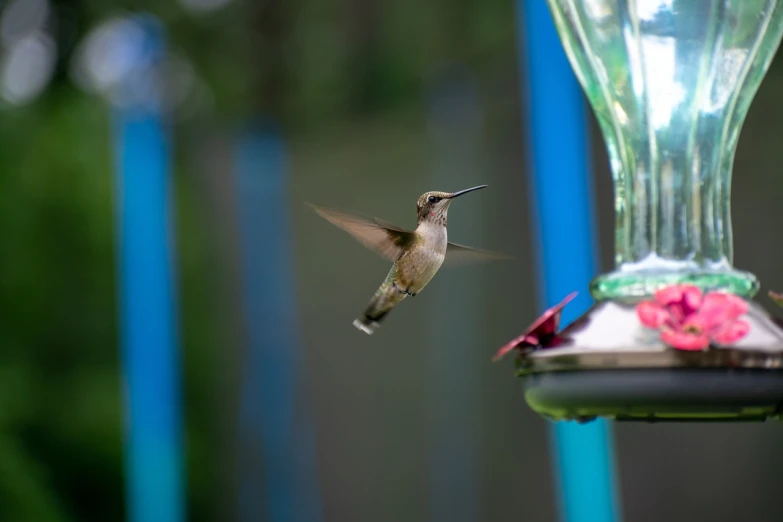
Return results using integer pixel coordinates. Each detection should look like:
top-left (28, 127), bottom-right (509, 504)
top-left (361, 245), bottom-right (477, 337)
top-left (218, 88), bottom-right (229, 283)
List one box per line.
top-left (493, 292), bottom-right (577, 361)
top-left (636, 285), bottom-right (749, 351)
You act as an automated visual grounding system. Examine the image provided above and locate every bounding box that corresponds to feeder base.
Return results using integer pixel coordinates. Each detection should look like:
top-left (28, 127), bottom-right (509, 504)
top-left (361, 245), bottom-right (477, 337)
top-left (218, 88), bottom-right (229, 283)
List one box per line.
top-left (524, 369), bottom-right (783, 422)
top-left (517, 298), bottom-right (783, 422)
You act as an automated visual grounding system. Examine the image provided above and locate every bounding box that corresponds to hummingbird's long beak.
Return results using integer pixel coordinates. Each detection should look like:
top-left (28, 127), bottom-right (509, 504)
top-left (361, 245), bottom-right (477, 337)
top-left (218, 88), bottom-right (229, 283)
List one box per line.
top-left (448, 185), bottom-right (488, 199)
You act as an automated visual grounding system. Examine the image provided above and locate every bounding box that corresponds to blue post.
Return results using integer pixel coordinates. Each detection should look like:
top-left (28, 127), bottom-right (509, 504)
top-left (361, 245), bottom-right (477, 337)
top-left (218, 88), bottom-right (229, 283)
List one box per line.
top-left (516, 2), bottom-right (621, 522)
top-left (233, 122), bottom-right (323, 522)
top-left (112, 16), bottom-right (184, 522)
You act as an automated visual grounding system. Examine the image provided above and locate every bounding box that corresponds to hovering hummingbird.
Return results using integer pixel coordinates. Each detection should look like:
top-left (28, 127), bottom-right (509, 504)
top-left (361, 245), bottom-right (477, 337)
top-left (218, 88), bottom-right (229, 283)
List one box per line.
top-left (310, 185), bottom-right (507, 335)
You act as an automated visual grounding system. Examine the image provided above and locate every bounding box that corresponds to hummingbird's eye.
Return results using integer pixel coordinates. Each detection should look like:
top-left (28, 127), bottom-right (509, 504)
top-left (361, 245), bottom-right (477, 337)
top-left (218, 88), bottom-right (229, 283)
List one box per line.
top-left (428, 196), bottom-right (439, 203)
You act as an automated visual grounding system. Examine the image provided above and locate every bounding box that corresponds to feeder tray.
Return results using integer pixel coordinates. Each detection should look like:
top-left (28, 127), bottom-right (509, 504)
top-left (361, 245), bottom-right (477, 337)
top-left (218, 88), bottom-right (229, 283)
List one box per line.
top-left (518, 299), bottom-right (783, 422)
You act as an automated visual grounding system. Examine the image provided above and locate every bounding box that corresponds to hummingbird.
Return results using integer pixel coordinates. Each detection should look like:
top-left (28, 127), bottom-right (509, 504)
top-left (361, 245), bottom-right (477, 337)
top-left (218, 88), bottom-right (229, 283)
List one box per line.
top-left (310, 184), bottom-right (507, 335)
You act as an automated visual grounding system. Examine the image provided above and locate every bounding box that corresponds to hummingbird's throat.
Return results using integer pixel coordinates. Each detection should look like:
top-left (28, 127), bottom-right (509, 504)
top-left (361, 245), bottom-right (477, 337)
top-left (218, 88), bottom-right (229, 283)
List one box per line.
top-left (418, 209), bottom-right (448, 226)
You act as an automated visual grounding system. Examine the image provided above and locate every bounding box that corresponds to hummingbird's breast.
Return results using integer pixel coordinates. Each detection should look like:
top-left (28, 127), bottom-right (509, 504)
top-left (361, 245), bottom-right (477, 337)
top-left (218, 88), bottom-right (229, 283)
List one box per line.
top-left (395, 222), bottom-right (447, 294)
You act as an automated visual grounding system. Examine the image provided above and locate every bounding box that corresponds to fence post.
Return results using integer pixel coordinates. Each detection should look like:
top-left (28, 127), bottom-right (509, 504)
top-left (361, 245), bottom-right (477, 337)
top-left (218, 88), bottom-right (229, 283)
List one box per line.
top-left (112, 16), bottom-right (185, 522)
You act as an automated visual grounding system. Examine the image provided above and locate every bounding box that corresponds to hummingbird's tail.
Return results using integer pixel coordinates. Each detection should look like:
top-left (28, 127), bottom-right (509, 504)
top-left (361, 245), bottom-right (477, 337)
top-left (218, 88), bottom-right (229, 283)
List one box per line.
top-left (352, 312), bottom-right (388, 335)
top-left (353, 277), bottom-right (406, 335)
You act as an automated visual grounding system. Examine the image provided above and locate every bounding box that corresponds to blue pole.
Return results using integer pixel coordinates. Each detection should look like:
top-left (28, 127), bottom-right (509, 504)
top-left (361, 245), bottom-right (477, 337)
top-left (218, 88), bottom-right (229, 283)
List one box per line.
top-left (233, 121), bottom-right (324, 522)
top-left (516, 2), bottom-right (621, 522)
top-left (112, 17), bottom-right (185, 522)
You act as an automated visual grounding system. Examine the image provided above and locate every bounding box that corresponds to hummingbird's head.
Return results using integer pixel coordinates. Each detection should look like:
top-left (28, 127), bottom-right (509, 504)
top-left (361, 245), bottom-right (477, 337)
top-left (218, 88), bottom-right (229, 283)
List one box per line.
top-left (416, 185), bottom-right (487, 225)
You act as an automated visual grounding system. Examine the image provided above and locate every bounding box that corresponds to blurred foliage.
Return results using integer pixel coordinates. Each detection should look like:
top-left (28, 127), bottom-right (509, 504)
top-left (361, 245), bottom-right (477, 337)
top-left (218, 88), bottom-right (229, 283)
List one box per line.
top-left (0, 89), bottom-right (121, 521)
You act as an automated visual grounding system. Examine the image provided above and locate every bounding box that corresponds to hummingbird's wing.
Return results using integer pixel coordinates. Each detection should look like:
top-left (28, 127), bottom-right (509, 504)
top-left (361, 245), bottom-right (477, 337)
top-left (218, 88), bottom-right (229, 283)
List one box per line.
top-left (443, 241), bottom-right (512, 267)
top-left (308, 204), bottom-right (416, 261)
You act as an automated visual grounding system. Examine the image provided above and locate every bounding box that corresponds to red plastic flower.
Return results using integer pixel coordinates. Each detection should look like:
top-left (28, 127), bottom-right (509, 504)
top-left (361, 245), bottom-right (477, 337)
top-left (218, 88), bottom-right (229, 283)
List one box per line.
top-left (770, 290), bottom-right (783, 308)
top-left (493, 292), bottom-right (577, 361)
top-left (636, 285), bottom-right (749, 351)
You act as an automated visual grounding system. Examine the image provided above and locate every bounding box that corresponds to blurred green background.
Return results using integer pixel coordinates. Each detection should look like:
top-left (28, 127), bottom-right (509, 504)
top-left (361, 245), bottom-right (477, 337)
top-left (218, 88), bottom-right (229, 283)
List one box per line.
top-left (3, 0), bottom-right (783, 521)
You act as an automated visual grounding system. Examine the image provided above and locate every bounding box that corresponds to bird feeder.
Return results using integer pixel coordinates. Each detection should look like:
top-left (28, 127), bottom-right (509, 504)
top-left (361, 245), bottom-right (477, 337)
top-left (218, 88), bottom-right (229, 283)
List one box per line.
top-left (503, 1), bottom-right (783, 422)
